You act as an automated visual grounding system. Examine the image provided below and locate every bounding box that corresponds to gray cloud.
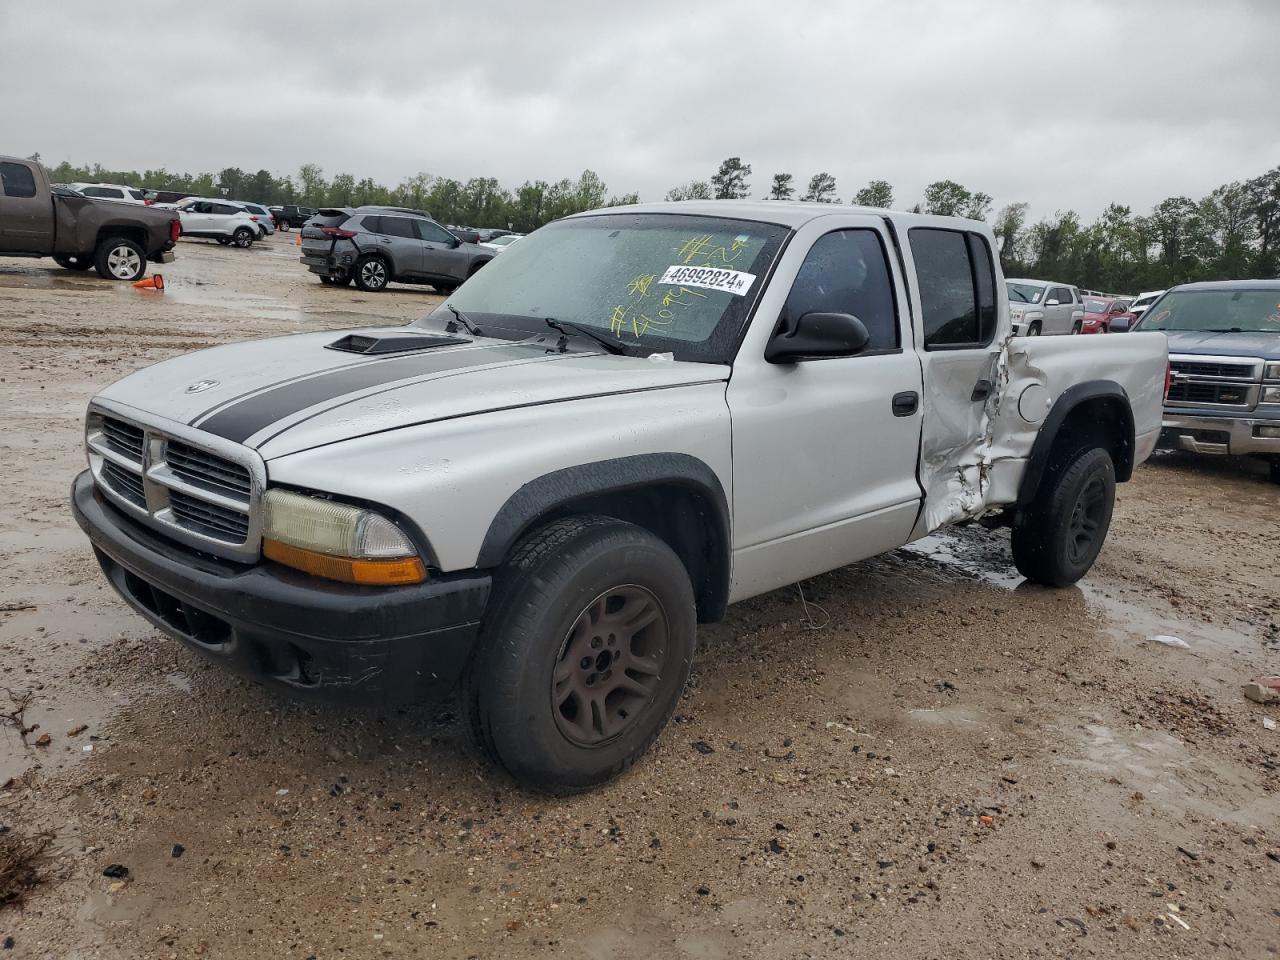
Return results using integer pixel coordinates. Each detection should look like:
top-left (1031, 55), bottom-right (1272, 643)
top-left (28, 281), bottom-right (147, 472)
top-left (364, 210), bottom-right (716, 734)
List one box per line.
top-left (5, 0), bottom-right (1277, 221)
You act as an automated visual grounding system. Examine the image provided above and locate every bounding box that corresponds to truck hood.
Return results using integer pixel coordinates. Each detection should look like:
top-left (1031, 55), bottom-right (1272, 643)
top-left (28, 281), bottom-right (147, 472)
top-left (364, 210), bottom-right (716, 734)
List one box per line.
top-left (96, 327), bottom-right (729, 459)
top-left (1161, 329), bottom-right (1280, 360)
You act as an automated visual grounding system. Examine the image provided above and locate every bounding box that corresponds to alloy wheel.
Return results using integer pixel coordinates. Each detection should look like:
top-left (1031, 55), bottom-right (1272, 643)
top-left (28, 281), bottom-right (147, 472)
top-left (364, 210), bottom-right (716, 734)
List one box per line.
top-left (1066, 475), bottom-right (1107, 566)
top-left (107, 245), bottom-right (142, 279)
top-left (551, 585), bottom-right (668, 747)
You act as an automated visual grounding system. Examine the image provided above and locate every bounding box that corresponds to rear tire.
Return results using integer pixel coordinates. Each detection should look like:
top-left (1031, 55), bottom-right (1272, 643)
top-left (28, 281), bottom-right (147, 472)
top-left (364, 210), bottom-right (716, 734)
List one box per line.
top-left (1012, 446), bottom-right (1115, 586)
top-left (232, 227), bottom-right (254, 249)
top-left (54, 254), bottom-right (93, 271)
top-left (460, 517), bottom-right (697, 794)
top-left (93, 237), bottom-right (146, 281)
top-left (353, 255), bottom-right (390, 292)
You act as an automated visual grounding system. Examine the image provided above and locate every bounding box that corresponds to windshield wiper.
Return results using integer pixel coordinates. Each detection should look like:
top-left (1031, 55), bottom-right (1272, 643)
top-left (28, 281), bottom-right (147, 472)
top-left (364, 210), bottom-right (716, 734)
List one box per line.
top-left (544, 318), bottom-right (628, 355)
top-left (444, 302), bottom-right (483, 337)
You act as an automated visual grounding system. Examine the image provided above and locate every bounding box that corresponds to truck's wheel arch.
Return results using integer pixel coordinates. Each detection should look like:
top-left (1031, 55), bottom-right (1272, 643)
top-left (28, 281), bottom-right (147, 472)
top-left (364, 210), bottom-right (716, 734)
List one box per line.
top-left (94, 222), bottom-right (148, 252)
top-left (1016, 380), bottom-right (1135, 509)
top-left (477, 454), bottom-right (731, 623)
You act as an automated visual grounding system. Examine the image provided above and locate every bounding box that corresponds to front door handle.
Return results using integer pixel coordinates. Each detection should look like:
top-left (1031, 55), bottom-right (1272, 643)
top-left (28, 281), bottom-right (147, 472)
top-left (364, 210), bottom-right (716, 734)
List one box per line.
top-left (892, 391), bottom-right (919, 417)
top-left (971, 378), bottom-right (993, 402)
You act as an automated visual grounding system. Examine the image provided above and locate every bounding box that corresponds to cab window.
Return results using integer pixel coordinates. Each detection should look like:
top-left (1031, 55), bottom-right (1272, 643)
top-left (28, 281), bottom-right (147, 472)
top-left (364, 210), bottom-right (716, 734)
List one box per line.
top-left (782, 229), bottom-right (899, 351)
top-left (0, 162), bottom-right (36, 198)
top-left (910, 228), bottom-right (998, 349)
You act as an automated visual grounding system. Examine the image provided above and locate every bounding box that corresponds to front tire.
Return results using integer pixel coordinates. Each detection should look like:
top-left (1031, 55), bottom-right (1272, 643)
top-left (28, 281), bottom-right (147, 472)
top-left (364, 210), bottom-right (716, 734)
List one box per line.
top-left (1012, 446), bottom-right (1115, 586)
top-left (93, 237), bottom-right (147, 281)
top-left (461, 517), bottom-right (697, 794)
top-left (232, 227), bottom-right (255, 248)
top-left (353, 255), bottom-right (390, 292)
top-left (1026, 320), bottom-right (1042, 336)
top-left (54, 254), bottom-right (93, 271)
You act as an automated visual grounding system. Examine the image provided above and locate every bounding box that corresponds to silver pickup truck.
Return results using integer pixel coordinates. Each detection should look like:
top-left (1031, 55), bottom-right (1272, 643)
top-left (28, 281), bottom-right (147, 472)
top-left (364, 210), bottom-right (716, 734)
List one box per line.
top-left (71, 201), bottom-right (1168, 792)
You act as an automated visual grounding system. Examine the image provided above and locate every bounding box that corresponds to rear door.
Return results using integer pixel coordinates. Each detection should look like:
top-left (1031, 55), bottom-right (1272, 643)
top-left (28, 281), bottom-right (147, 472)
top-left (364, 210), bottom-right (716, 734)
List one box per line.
top-left (368, 215), bottom-right (423, 276)
top-left (899, 223), bottom-right (1002, 536)
top-left (0, 160), bottom-right (53, 252)
top-left (727, 217), bottom-right (924, 601)
top-left (414, 218), bottom-right (467, 280)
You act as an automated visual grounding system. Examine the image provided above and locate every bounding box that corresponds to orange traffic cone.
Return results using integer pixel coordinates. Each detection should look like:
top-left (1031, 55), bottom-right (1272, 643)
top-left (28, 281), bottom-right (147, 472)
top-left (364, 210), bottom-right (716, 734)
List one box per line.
top-left (295, 232), bottom-right (302, 246)
top-left (133, 274), bottom-right (164, 292)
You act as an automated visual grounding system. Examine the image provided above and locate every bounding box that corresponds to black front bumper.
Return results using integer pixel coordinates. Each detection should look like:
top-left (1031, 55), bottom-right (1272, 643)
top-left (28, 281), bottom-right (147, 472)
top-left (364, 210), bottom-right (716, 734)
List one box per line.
top-left (72, 471), bottom-right (490, 704)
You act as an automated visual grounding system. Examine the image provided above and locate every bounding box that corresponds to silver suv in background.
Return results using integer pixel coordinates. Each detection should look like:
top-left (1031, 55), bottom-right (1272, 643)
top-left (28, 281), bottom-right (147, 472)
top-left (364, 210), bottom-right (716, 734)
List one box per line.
top-left (300, 207), bottom-right (494, 292)
top-left (1007, 278), bottom-right (1085, 335)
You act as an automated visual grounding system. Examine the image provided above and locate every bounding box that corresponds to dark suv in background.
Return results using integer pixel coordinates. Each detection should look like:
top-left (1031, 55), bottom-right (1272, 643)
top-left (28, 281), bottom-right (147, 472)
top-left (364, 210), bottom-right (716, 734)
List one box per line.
top-left (300, 207), bottom-right (494, 293)
top-left (269, 205), bottom-right (317, 230)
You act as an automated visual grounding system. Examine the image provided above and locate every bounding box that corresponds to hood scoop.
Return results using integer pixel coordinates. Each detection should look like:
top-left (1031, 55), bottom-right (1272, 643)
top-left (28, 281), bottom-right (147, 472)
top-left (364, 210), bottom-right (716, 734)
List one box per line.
top-left (326, 332), bottom-right (470, 355)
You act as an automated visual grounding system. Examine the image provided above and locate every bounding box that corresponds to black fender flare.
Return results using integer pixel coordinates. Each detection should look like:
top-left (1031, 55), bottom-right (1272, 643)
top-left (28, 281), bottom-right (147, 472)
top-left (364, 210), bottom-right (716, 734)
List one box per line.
top-left (476, 453), bottom-right (732, 619)
top-left (1016, 379), bottom-right (1135, 509)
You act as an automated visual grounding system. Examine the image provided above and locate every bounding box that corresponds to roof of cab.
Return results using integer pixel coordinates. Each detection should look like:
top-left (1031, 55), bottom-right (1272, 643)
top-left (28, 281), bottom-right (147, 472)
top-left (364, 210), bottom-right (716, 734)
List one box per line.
top-left (566, 199), bottom-right (991, 232)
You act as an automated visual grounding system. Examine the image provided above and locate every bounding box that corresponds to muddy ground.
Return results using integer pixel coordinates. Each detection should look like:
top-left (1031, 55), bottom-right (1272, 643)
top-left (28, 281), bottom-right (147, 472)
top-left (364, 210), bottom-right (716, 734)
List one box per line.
top-left (0, 237), bottom-right (1277, 959)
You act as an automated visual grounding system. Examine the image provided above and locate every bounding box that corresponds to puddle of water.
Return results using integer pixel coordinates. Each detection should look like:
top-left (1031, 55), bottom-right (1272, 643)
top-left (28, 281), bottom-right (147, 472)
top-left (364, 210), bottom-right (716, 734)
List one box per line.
top-left (904, 532), bottom-right (1026, 589)
top-left (162, 280), bottom-right (309, 323)
top-left (1061, 720), bottom-right (1277, 825)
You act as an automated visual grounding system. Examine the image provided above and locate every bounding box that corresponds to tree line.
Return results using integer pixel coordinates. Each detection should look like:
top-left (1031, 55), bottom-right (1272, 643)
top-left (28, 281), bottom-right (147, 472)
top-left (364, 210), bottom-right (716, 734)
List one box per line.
top-left (675, 157), bottom-right (1280, 293)
top-left (28, 154), bottom-right (638, 235)
top-left (29, 152), bottom-right (1279, 292)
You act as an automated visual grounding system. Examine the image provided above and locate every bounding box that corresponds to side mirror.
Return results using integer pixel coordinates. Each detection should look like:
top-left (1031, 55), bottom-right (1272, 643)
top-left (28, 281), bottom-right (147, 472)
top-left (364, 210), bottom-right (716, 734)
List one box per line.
top-left (1045, 298), bottom-right (1060, 306)
top-left (765, 312), bottom-right (870, 363)
top-left (1108, 316), bottom-right (1132, 333)
top-left (448, 236), bottom-right (462, 248)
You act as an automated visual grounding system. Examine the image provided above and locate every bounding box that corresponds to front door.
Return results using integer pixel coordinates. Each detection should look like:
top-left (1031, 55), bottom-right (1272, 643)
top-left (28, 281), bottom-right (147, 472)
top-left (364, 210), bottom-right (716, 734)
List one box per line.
top-left (727, 218), bottom-right (924, 602)
top-left (415, 218), bottom-right (467, 281)
top-left (0, 160), bottom-right (53, 252)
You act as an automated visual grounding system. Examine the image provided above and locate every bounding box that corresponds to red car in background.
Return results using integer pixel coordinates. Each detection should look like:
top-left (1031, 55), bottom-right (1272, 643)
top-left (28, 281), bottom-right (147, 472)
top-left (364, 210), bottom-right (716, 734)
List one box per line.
top-left (1080, 296), bottom-right (1132, 333)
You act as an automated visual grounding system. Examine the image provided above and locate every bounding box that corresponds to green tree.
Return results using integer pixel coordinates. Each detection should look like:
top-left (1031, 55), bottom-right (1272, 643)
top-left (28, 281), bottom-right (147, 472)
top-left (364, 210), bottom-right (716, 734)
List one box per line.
top-left (665, 181), bottom-right (712, 201)
top-left (992, 202), bottom-right (1028, 268)
top-left (767, 173), bottom-right (794, 200)
top-left (852, 179), bottom-right (893, 209)
top-left (296, 163), bottom-right (327, 205)
top-left (803, 172), bottom-right (837, 203)
top-left (921, 180), bottom-right (992, 220)
top-left (710, 157), bottom-right (751, 199)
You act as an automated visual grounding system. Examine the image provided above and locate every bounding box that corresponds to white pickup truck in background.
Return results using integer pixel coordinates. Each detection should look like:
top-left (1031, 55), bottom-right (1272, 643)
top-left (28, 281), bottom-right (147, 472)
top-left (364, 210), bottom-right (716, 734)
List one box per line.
top-left (72, 200), bottom-right (1169, 792)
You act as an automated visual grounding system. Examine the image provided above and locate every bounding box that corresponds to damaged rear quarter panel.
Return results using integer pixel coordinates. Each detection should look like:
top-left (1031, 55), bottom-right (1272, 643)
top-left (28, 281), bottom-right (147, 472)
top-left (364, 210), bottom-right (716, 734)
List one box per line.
top-left (916, 331), bottom-right (1168, 533)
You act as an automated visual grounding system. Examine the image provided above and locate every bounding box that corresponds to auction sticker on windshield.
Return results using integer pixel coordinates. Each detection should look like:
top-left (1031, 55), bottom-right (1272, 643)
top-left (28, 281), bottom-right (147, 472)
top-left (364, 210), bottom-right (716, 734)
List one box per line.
top-left (659, 264), bottom-right (756, 296)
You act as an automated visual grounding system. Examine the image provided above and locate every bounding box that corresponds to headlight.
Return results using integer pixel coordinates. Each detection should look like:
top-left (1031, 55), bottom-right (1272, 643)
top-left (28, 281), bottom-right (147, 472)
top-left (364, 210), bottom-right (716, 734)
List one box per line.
top-left (262, 489), bottom-right (426, 585)
top-left (1262, 386), bottom-right (1280, 404)
top-left (1265, 362), bottom-right (1280, 380)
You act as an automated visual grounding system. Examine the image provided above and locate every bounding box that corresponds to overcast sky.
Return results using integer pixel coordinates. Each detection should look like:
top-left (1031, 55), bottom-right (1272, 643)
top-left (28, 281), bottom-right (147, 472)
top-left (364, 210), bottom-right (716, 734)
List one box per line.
top-left (4, 0), bottom-right (1277, 221)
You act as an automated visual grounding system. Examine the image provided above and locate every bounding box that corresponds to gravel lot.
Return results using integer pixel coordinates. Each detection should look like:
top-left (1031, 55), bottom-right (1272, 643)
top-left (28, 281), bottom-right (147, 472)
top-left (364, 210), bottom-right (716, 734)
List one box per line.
top-left (1, 237), bottom-right (1277, 959)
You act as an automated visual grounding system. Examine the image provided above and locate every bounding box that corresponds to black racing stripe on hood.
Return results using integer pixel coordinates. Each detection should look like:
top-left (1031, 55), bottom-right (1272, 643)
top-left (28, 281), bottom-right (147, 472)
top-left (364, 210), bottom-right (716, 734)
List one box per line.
top-left (196, 344), bottom-right (540, 443)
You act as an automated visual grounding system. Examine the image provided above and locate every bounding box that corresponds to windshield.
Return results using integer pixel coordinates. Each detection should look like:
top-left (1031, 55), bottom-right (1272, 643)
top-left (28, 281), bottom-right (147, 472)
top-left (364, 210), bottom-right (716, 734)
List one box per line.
top-left (1137, 289), bottom-right (1280, 333)
top-left (419, 213), bottom-right (790, 362)
top-left (1008, 282), bottom-right (1044, 304)
top-left (1083, 298), bottom-right (1109, 313)
top-left (488, 235), bottom-right (518, 246)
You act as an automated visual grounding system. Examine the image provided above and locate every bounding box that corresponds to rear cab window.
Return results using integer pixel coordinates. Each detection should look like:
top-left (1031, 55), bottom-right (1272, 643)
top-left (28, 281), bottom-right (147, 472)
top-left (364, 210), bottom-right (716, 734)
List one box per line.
top-left (909, 228), bottom-right (998, 349)
top-left (0, 161), bottom-right (37, 198)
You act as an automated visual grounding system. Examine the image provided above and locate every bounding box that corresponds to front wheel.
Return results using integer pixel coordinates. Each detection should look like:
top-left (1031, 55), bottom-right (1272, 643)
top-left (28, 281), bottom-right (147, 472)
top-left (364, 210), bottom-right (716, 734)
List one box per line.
top-left (461, 517), bottom-right (697, 793)
top-left (1269, 458), bottom-right (1280, 485)
top-left (93, 237), bottom-right (147, 281)
top-left (1011, 446), bottom-right (1115, 586)
top-left (353, 255), bottom-right (389, 292)
top-left (54, 254), bottom-right (93, 271)
top-left (1026, 320), bottom-right (1042, 336)
top-left (232, 227), bottom-right (255, 248)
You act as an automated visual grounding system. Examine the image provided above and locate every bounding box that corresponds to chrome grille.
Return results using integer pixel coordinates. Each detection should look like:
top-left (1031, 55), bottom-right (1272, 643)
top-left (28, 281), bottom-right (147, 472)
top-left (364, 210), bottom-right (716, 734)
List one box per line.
top-left (169, 490), bottom-right (251, 542)
top-left (165, 440), bottom-right (251, 500)
top-left (1166, 354), bottom-right (1263, 410)
top-left (102, 417), bottom-right (145, 462)
top-left (102, 459), bottom-right (146, 507)
top-left (85, 405), bottom-right (265, 562)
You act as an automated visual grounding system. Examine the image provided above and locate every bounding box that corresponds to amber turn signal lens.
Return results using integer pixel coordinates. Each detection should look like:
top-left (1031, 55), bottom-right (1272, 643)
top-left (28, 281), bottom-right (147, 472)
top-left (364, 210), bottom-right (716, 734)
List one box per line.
top-left (263, 538), bottom-right (427, 586)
